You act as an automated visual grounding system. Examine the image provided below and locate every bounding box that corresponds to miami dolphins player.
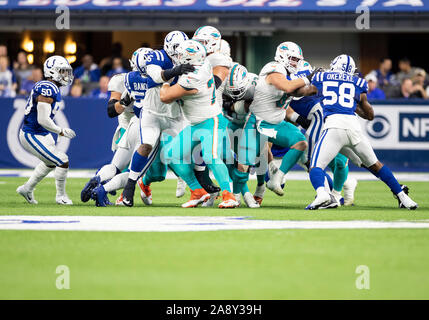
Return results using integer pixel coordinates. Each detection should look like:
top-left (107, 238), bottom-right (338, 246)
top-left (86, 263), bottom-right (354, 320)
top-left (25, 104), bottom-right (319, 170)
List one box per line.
top-left (121, 31), bottom-right (193, 207)
top-left (160, 40), bottom-right (239, 209)
top-left (231, 42), bottom-right (313, 200)
top-left (191, 26), bottom-right (233, 202)
top-left (17, 55), bottom-right (75, 205)
top-left (300, 54), bottom-right (418, 210)
top-left (223, 63), bottom-right (262, 208)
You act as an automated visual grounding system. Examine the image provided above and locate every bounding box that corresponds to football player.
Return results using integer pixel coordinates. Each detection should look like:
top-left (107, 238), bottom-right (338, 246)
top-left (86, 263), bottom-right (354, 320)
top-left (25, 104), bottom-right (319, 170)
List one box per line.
top-left (17, 55), bottom-right (75, 205)
top-left (231, 42), bottom-right (313, 200)
top-left (300, 54), bottom-right (418, 210)
top-left (160, 39), bottom-right (239, 208)
top-left (121, 31), bottom-right (192, 207)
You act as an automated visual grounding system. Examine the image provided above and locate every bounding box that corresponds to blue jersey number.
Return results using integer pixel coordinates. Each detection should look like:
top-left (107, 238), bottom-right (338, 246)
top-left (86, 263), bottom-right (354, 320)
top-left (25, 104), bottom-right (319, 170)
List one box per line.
top-left (322, 81), bottom-right (355, 108)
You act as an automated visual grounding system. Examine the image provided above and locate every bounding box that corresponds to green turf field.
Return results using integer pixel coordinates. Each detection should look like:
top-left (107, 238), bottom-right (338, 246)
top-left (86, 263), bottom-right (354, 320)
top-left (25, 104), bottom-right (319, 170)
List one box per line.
top-left (0, 177), bottom-right (428, 299)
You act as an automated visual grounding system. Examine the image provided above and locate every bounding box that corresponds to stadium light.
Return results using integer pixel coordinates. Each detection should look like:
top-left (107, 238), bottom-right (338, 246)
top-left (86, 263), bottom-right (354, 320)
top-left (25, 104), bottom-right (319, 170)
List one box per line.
top-left (43, 38), bottom-right (55, 53)
top-left (66, 55), bottom-right (76, 64)
top-left (64, 40), bottom-right (76, 55)
top-left (27, 53), bottom-right (34, 64)
top-left (22, 38), bottom-right (34, 52)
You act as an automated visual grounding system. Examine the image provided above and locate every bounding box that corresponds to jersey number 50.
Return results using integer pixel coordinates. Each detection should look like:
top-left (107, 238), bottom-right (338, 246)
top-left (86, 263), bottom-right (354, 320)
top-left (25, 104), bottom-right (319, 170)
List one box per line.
top-left (322, 81), bottom-right (355, 108)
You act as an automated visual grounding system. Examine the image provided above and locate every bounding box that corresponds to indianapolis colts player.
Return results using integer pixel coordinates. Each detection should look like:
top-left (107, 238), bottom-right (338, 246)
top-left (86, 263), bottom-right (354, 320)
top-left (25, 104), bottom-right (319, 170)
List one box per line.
top-left (121, 31), bottom-right (192, 207)
top-left (300, 54), bottom-right (418, 210)
top-left (160, 40), bottom-right (239, 209)
top-left (17, 55), bottom-right (75, 205)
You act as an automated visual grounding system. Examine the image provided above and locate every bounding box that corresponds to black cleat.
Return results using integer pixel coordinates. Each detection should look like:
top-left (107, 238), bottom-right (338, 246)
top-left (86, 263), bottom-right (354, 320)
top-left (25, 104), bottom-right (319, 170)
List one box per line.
top-left (194, 169), bottom-right (221, 194)
top-left (122, 179), bottom-right (136, 207)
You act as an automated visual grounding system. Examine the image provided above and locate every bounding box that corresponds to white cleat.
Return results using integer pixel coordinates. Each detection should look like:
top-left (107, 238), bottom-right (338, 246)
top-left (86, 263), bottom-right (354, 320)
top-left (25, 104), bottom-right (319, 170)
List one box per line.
top-left (234, 193), bottom-right (242, 207)
top-left (243, 192), bottom-right (260, 208)
top-left (56, 194), bottom-right (73, 205)
top-left (176, 177), bottom-right (186, 198)
top-left (266, 170), bottom-right (285, 196)
top-left (306, 191), bottom-right (332, 210)
top-left (318, 194), bottom-right (339, 210)
top-left (201, 191), bottom-right (219, 207)
top-left (253, 184), bottom-right (266, 205)
top-left (268, 161), bottom-right (278, 179)
top-left (16, 185), bottom-right (38, 204)
top-left (397, 191), bottom-right (418, 210)
top-left (343, 177), bottom-right (358, 206)
top-left (115, 193), bottom-right (125, 206)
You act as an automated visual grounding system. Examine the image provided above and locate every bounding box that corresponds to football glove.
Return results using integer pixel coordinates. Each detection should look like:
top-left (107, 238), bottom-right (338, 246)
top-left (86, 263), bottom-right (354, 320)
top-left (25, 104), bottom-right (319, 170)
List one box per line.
top-left (60, 128), bottom-right (76, 139)
top-left (120, 91), bottom-right (134, 107)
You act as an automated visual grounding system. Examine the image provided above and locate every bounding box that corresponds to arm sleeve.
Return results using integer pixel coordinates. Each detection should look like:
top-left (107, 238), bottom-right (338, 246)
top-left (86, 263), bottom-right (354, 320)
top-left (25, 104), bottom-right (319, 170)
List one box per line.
top-left (37, 101), bottom-right (62, 134)
top-left (146, 64), bottom-right (164, 84)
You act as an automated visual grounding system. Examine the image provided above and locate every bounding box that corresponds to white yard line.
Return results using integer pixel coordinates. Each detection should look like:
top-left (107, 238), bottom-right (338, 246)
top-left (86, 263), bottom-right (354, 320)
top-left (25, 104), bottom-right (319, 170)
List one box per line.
top-left (1, 216), bottom-right (429, 232)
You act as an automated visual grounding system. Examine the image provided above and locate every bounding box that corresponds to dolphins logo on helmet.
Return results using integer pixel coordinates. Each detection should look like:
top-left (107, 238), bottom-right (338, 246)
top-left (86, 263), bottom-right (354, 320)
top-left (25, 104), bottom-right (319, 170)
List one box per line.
top-left (275, 41), bottom-right (304, 74)
top-left (192, 26), bottom-right (221, 54)
top-left (176, 40), bottom-right (207, 66)
top-left (225, 63), bottom-right (250, 100)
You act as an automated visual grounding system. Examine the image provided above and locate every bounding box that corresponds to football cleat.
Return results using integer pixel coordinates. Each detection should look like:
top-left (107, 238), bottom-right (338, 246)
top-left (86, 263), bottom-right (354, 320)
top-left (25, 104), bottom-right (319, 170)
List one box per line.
top-left (266, 170), bottom-right (285, 196)
top-left (138, 179), bottom-right (153, 205)
top-left (176, 177), bottom-right (187, 198)
top-left (218, 190), bottom-right (239, 209)
top-left (393, 184), bottom-right (409, 208)
top-left (201, 191), bottom-right (220, 207)
top-left (122, 181), bottom-right (136, 207)
top-left (92, 185), bottom-right (111, 207)
top-left (343, 177), bottom-right (358, 206)
top-left (16, 185), bottom-right (38, 204)
top-left (81, 175), bottom-right (100, 202)
top-left (395, 186), bottom-right (418, 210)
top-left (115, 193), bottom-right (124, 206)
top-left (318, 194), bottom-right (339, 210)
top-left (243, 192), bottom-right (260, 208)
top-left (234, 193), bottom-right (242, 207)
top-left (182, 188), bottom-right (210, 208)
top-left (56, 194), bottom-right (73, 205)
top-left (253, 184), bottom-right (266, 205)
top-left (305, 191), bottom-right (331, 210)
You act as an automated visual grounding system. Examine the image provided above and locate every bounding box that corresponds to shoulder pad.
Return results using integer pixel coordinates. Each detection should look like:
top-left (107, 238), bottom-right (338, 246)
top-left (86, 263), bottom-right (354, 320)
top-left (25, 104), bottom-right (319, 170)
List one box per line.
top-left (259, 61), bottom-right (287, 77)
top-left (108, 73), bottom-right (126, 92)
top-left (207, 53), bottom-right (233, 68)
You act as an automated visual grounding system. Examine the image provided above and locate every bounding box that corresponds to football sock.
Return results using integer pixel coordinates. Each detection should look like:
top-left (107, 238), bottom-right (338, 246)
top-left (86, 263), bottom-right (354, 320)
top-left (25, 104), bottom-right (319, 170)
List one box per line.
top-left (280, 148), bottom-right (304, 174)
top-left (97, 164), bottom-right (118, 183)
top-left (241, 183), bottom-right (250, 195)
top-left (309, 167), bottom-right (325, 191)
top-left (54, 167), bottom-right (68, 197)
top-left (329, 155), bottom-right (349, 192)
top-left (128, 151), bottom-right (150, 181)
top-left (103, 172), bottom-right (128, 193)
top-left (170, 163), bottom-right (202, 190)
top-left (325, 172), bottom-right (333, 191)
top-left (207, 161), bottom-right (231, 192)
top-left (257, 173), bottom-right (265, 186)
top-left (25, 162), bottom-right (54, 191)
top-left (377, 165), bottom-right (402, 194)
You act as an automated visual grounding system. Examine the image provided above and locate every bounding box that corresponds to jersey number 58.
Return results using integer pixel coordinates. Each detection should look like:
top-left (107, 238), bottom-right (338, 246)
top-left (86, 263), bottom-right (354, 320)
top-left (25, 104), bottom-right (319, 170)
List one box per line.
top-left (322, 81), bottom-right (355, 108)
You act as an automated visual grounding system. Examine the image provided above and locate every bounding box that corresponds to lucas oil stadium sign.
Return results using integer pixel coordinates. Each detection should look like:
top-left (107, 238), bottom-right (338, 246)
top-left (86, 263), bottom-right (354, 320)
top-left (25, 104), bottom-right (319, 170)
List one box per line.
top-left (0, 0), bottom-right (428, 11)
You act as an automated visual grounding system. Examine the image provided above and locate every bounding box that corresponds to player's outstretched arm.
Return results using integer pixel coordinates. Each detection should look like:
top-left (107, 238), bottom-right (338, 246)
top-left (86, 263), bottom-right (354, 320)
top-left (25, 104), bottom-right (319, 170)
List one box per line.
top-left (36, 95), bottom-right (76, 138)
top-left (160, 83), bottom-right (198, 104)
top-left (266, 72), bottom-right (308, 94)
top-left (356, 93), bottom-right (374, 121)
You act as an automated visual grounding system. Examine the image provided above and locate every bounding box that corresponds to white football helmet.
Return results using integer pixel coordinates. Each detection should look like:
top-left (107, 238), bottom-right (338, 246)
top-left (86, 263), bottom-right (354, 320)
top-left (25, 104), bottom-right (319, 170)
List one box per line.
top-left (43, 55), bottom-right (73, 86)
top-left (225, 63), bottom-right (249, 100)
top-left (164, 31), bottom-right (189, 64)
top-left (176, 40), bottom-right (206, 66)
top-left (192, 26), bottom-right (221, 54)
top-left (130, 47), bottom-right (153, 72)
top-left (330, 54), bottom-right (356, 75)
top-left (275, 41), bottom-right (304, 74)
top-left (220, 39), bottom-right (231, 57)
top-left (135, 49), bottom-right (153, 75)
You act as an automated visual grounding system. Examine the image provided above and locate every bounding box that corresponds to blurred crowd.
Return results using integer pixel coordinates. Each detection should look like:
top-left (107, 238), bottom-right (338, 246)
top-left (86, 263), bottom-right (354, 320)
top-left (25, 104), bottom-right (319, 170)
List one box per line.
top-left (2, 42), bottom-right (429, 102)
top-left (0, 42), bottom-right (133, 99)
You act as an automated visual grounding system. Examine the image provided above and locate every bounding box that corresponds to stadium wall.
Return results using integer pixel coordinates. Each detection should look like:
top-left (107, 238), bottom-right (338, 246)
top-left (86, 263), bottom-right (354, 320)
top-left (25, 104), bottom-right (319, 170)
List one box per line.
top-left (0, 97), bottom-right (428, 171)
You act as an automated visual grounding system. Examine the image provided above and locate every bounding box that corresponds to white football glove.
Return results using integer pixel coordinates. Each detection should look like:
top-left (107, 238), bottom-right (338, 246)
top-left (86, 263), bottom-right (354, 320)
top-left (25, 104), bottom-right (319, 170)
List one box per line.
top-left (60, 128), bottom-right (76, 139)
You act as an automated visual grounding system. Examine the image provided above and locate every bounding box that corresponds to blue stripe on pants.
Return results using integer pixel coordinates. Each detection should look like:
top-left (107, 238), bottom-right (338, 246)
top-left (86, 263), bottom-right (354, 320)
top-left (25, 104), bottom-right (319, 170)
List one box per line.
top-left (24, 133), bottom-right (62, 166)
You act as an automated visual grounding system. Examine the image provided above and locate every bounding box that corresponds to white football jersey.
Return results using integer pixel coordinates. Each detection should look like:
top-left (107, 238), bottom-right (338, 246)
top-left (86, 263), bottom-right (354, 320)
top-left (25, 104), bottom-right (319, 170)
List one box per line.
top-left (207, 52), bottom-right (233, 108)
top-left (108, 73), bottom-right (134, 128)
top-left (177, 60), bottom-right (222, 125)
top-left (140, 86), bottom-right (182, 119)
top-left (250, 61), bottom-right (293, 124)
